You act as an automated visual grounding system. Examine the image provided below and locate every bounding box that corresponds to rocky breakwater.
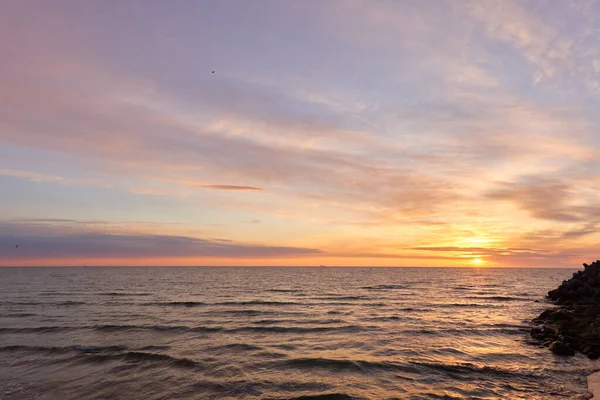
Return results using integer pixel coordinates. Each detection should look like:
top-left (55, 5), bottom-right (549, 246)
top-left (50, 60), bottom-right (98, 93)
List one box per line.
top-left (531, 260), bottom-right (600, 358)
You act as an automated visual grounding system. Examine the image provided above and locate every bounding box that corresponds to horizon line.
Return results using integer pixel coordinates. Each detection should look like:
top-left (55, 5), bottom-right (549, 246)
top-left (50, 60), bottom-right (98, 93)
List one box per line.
top-left (0, 265), bottom-right (581, 269)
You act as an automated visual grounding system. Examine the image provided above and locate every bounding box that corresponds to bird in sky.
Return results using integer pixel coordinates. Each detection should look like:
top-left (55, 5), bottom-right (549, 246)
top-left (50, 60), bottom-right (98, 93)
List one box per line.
top-left (212, 71), bottom-right (215, 73)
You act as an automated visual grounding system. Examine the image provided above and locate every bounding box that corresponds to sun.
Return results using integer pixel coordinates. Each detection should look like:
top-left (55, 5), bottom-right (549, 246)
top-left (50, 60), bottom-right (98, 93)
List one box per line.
top-left (472, 258), bottom-right (483, 265)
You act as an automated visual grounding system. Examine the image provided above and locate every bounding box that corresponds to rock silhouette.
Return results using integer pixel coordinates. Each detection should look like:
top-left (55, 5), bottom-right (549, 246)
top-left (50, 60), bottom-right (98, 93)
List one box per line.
top-left (531, 260), bottom-right (600, 358)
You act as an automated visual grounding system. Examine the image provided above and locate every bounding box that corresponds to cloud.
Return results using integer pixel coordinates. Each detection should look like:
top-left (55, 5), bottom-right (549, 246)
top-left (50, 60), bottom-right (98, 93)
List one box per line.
top-left (0, 168), bottom-right (66, 183)
top-left (0, 220), bottom-right (321, 262)
top-left (11, 218), bottom-right (109, 225)
top-left (464, 0), bottom-right (600, 89)
top-left (198, 185), bottom-right (264, 191)
top-left (0, 58), bottom-right (468, 222)
top-left (412, 246), bottom-right (535, 254)
top-left (465, 0), bottom-right (569, 82)
top-left (486, 175), bottom-right (600, 224)
top-left (409, 244), bottom-right (589, 267)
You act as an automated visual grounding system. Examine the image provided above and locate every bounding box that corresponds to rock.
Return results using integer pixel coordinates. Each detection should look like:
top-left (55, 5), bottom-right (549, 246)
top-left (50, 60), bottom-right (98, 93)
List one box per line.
top-left (538, 309), bottom-right (555, 320)
top-left (531, 260), bottom-right (600, 359)
top-left (548, 288), bottom-right (561, 301)
top-left (549, 341), bottom-right (575, 356)
top-left (548, 309), bottom-right (574, 322)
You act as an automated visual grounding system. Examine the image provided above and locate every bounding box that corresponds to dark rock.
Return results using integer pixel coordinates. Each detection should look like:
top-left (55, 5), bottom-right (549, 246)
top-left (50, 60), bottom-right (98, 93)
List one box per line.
top-left (548, 289), bottom-right (561, 301)
top-left (530, 260), bottom-right (600, 358)
top-left (538, 309), bottom-right (555, 320)
top-left (531, 327), bottom-right (542, 336)
top-left (548, 309), bottom-right (573, 322)
top-left (549, 341), bottom-right (575, 356)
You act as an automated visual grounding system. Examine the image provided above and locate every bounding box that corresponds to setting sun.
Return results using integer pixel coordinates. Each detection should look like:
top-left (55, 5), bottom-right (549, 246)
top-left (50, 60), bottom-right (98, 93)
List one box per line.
top-left (473, 258), bottom-right (483, 265)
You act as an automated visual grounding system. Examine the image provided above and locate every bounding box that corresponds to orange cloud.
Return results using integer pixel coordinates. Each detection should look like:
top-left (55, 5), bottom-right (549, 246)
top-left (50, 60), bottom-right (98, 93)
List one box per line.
top-left (198, 185), bottom-right (264, 191)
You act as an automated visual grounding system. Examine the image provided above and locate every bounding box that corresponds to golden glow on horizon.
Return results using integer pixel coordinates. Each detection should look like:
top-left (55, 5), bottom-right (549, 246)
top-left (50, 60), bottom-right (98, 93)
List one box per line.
top-left (472, 258), bottom-right (483, 265)
top-left (465, 237), bottom-right (491, 245)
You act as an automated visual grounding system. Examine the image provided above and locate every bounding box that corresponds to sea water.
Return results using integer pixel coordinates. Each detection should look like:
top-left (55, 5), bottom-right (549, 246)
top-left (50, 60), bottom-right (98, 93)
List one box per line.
top-left (0, 267), bottom-right (595, 399)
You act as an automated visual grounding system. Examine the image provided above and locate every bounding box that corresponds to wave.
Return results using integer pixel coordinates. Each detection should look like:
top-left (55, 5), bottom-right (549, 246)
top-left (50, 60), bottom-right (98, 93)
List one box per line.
top-left (274, 394), bottom-right (362, 400)
top-left (0, 301), bottom-right (43, 306)
top-left (2, 345), bottom-right (204, 371)
top-left (431, 303), bottom-right (501, 309)
top-left (266, 289), bottom-right (302, 293)
top-left (94, 324), bottom-right (152, 332)
top-left (0, 344), bottom-right (126, 354)
top-left (1, 323), bottom-right (520, 337)
top-left (254, 319), bottom-right (345, 325)
top-left (232, 325), bottom-right (364, 334)
top-left (57, 301), bottom-right (86, 306)
top-left (464, 296), bottom-right (529, 302)
top-left (364, 302), bottom-right (388, 307)
top-left (0, 344), bottom-right (182, 354)
top-left (97, 292), bottom-right (152, 297)
top-left (452, 286), bottom-right (474, 291)
top-left (253, 319), bottom-right (295, 325)
top-left (190, 326), bottom-right (224, 333)
top-left (137, 345), bottom-right (171, 351)
top-left (0, 345), bottom-right (74, 354)
top-left (209, 343), bottom-right (263, 352)
top-left (360, 316), bottom-right (402, 322)
top-left (216, 300), bottom-right (301, 306)
top-left (1, 313), bottom-right (37, 318)
top-left (94, 324), bottom-right (223, 333)
top-left (73, 351), bottom-right (203, 370)
top-left (399, 327), bottom-right (528, 337)
top-left (326, 311), bottom-right (353, 315)
top-left (279, 356), bottom-right (536, 381)
top-left (279, 357), bottom-right (419, 374)
top-left (0, 301), bottom-right (84, 307)
top-left (515, 292), bottom-right (538, 297)
top-left (483, 323), bottom-right (529, 330)
top-left (72, 345), bottom-right (128, 352)
top-left (122, 351), bottom-right (200, 368)
top-left (146, 301), bottom-right (206, 307)
top-left (3, 323), bottom-right (358, 335)
top-left (411, 361), bottom-right (539, 379)
top-left (0, 326), bottom-right (74, 333)
top-left (362, 285), bottom-right (408, 290)
top-left (204, 309), bottom-right (280, 316)
top-left (311, 296), bottom-right (369, 301)
top-left (38, 292), bottom-right (87, 296)
top-left (0, 325), bottom-right (184, 334)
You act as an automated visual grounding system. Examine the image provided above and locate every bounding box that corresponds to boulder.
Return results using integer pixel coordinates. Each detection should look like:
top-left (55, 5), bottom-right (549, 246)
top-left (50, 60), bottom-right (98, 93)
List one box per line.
top-left (549, 341), bottom-right (575, 356)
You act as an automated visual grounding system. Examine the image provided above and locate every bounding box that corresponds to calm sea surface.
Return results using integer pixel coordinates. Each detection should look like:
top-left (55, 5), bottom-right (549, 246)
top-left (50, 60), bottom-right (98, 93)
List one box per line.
top-left (0, 267), bottom-right (597, 399)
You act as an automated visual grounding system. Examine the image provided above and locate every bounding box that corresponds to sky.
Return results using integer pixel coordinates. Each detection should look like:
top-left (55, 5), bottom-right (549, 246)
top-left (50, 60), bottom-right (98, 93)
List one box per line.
top-left (1, 0), bottom-right (600, 267)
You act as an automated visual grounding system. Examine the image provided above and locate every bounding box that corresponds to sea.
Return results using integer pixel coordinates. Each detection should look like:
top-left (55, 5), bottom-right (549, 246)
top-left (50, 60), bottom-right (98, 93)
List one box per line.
top-left (0, 267), bottom-right (597, 400)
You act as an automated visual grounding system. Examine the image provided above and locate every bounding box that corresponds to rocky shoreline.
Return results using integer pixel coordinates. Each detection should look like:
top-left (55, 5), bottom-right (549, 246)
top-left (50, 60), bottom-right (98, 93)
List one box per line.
top-left (531, 260), bottom-right (600, 358)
